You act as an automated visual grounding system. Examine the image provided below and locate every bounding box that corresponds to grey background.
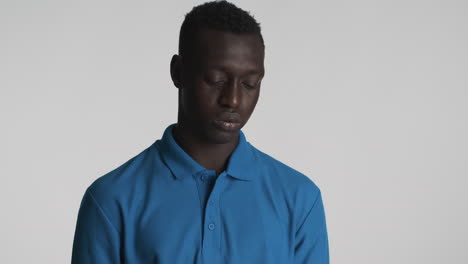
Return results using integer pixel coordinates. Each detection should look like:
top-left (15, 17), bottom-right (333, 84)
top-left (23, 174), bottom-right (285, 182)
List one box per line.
top-left (1, 0), bottom-right (467, 263)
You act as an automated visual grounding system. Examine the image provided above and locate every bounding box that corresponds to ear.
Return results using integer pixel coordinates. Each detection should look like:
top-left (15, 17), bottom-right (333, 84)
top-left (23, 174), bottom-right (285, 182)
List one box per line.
top-left (170, 54), bottom-right (183, 89)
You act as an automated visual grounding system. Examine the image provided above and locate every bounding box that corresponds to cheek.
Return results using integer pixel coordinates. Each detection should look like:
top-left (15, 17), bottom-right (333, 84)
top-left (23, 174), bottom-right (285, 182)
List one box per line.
top-left (242, 90), bottom-right (260, 115)
top-left (190, 84), bottom-right (219, 114)
top-left (249, 89), bottom-right (260, 107)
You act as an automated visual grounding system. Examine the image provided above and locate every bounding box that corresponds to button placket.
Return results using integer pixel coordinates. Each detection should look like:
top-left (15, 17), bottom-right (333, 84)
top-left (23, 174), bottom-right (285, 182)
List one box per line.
top-left (202, 174), bottom-right (226, 250)
top-left (207, 191), bottom-right (217, 217)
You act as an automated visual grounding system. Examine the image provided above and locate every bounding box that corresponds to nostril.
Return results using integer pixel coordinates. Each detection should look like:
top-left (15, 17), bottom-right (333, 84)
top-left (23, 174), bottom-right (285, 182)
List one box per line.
top-left (219, 86), bottom-right (241, 107)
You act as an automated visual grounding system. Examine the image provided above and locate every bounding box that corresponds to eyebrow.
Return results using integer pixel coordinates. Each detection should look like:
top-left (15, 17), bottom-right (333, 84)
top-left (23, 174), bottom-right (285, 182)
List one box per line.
top-left (206, 66), bottom-right (264, 77)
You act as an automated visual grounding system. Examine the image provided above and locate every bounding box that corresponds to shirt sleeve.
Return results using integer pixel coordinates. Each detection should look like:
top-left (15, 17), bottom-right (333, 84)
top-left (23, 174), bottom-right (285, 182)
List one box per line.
top-left (294, 190), bottom-right (329, 263)
top-left (71, 189), bottom-right (121, 264)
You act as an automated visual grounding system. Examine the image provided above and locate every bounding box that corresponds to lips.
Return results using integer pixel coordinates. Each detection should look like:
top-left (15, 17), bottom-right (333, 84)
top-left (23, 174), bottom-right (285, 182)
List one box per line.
top-left (213, 112), bottom-right (241, 132)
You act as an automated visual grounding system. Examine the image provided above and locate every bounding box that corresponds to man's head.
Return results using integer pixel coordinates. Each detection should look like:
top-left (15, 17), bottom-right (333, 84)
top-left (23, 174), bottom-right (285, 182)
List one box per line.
top-left (170, 0), bottom-right (265, 145)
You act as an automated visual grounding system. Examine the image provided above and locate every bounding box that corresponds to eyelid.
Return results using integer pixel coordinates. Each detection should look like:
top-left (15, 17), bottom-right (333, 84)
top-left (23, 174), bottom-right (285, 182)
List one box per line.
top-left (205, 77), bottom-right (226, 84)
top-left (207, 80), bottom-right (227, 88)
top-left (242, 81), bottom-right (258, 89)
top-left (205, 72), bottom-right (226, 82)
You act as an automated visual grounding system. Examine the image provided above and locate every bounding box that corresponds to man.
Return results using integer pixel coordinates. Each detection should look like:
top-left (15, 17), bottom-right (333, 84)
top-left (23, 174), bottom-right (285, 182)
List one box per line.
top-left (72, 1), bottom-right (329, 263)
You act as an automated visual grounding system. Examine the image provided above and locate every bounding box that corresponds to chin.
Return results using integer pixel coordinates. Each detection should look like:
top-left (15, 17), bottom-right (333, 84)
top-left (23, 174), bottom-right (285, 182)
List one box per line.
top-left (204, 127), bottom-right (239, 145)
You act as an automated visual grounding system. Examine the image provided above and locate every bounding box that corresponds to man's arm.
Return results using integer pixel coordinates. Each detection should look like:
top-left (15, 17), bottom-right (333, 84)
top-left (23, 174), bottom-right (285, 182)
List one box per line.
top-left (72, 189), bottom-right (121, 264)
top-left (294, 190), bottom-right (329, 263)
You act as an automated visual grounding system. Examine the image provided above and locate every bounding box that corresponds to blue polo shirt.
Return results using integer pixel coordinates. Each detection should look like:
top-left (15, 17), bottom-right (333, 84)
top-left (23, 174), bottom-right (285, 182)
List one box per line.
top-left (72, 124), bottom-right (329, 263)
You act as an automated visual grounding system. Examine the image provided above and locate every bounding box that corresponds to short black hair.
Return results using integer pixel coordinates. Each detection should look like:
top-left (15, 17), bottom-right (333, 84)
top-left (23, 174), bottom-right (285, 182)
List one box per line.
top-left (178, 0), bottom-right (264, 58)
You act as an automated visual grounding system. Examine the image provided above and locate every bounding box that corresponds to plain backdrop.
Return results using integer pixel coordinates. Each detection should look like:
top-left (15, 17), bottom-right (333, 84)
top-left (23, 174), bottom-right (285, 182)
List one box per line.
top-left (1, 0), bottom-right (467, 263)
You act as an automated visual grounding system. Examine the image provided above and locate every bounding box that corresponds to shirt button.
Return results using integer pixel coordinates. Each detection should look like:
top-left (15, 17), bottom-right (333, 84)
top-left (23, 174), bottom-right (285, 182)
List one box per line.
top-left (208, 223), bottom-right (215, 230)
top-left (200, 175), bottom-right (206, 182)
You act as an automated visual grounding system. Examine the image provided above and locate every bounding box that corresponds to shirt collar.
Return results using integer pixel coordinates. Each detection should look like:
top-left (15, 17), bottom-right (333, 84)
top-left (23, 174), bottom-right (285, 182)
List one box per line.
top-left (157, 123), bottom-right (256, 181)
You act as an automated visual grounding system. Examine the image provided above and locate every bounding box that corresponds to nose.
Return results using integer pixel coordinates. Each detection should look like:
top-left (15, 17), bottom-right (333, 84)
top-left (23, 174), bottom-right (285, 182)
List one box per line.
top-left (218, 80), bottom-right (241, 109)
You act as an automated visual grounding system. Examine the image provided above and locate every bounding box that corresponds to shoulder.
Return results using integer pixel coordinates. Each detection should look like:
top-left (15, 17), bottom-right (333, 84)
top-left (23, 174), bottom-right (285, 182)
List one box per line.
top-left (82, 142), bottom-right (161, 225)
top-left (251, 143), bottom-right (320, 190)
top-left (249, 143), bottom-right (322, 207)
top-left (88, 142), bottom-right (159, 197)
top-left (248, 143), bottom-right (324, 229)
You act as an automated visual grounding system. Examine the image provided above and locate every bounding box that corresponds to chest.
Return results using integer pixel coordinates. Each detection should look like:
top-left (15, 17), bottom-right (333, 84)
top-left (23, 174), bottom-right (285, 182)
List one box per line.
top-left (123, 174), bottom-right (292, 263)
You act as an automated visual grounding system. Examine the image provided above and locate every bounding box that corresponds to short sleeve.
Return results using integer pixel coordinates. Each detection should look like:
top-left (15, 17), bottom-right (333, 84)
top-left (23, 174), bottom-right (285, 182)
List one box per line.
top-left (71, 189), bottom-right (121, 264)
top-left (294, 190), bottom-right (329, 263)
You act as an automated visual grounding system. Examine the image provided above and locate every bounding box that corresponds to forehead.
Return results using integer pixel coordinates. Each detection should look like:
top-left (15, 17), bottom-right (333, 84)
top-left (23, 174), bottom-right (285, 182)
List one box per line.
top-left (190, 29), bottom-right (264, 73)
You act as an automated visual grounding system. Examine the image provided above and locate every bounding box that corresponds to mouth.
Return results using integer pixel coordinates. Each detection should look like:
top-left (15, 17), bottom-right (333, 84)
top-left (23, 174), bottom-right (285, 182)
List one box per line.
top-left (213, 112), bottom-right (242, 132)
top-left (213, 119), bottom-right (241, 132)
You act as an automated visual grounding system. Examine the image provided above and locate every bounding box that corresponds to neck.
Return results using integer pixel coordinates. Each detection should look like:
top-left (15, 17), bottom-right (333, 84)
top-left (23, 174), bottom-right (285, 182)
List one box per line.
top-left (172, 123), bottom-right (239, 175)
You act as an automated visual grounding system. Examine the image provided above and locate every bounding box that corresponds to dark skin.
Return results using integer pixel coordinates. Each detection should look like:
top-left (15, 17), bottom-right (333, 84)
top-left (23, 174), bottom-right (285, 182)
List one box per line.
top-left (170, 28), bottom-right (265, 175)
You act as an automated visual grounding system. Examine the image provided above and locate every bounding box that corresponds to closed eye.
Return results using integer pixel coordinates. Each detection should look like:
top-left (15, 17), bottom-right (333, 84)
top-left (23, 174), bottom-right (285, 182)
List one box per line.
top-left (242, 81), bottom-right (259, 89)
top-left (206, 79), bottom-right (227, 87)
top-left (214, 81), bottom-right (227, 87)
